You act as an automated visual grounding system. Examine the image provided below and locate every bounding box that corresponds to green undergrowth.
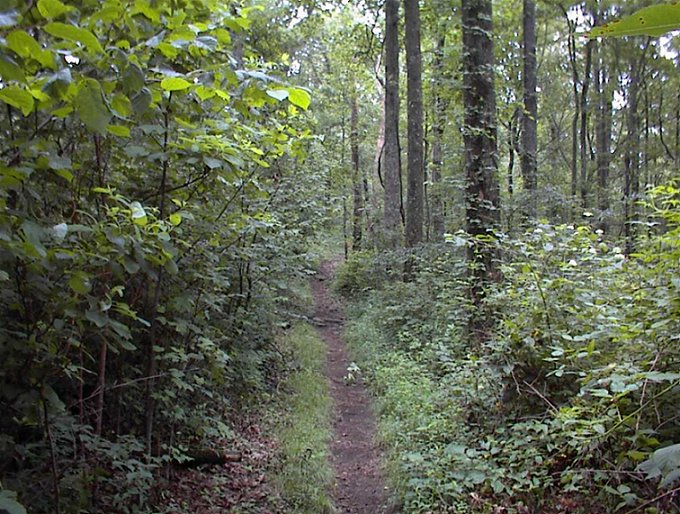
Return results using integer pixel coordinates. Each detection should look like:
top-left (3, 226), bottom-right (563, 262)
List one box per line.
top-left (339, 197), bottom-right (680, 514)
top-left (272, 322), bottom-right (334, 514)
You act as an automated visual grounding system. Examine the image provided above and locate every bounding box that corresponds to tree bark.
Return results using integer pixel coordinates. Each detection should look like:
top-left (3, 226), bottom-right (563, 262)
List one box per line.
top-left (579, 40), bottom-right (593, 210)
top-left (351, 90), bottom-right (363, 250)
top-left (383, 0), bottom-right (402, 249)
top-left (624, 44), bottom-right (649, 255)
top-left (594, 38), bottom-right (612, 231)
top-left (404, 0), bottom-right (424, 249)
top-left (562, 7), bottom-right (579, 219)
top-left (521, 0), bottom-right (538, 219)
top-left (462, 0), bottom-right (500, 343)
top-left (430, 35), bottom-right (446, 240)
top-left (371, 59), bottom-right (385, 248)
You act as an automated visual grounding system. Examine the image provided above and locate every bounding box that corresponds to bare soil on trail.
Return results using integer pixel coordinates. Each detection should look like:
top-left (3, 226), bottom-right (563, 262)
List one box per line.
top-left (311, 259), bottom-right (391, 514)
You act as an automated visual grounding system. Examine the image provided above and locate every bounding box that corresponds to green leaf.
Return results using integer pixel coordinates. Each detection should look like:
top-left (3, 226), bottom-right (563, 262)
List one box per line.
top-left (638, 444), bottom-right (680, 488)
top-left (122, 64), bottom-right (145, 94)
top-left (69, 271), bottom-right (92, 295)
top-left (169, 213), bottom-right (182, 226)
top-left (86, 309), bottom-right (108, 328)
top-left (266, 89), bottom-right (289, 102)
top-left (130, 201), bottom-right (148, 226)
top-left (111, 93), bottom-right (133, 118)
top-left (107, 124), bottom-right (130, 137)
top-left (0, 54), bottom-right (26, 82)
top-left (203, 156), bottom-right (223, 169)
top-left (131, 88), bottom-right (152, 115)
top-left (7, 30), bottom-right (54, 68)
top-left (37, 0), bottom-right (73, 20)
top-left (0, 490), bottom-right (27, 514)
top-left (44, 22), bottom-right (104, 54)
top-left (288, 87), bottom-right (311, 110)
top-left (75, 78), bottom-right (111, 134)
top-left (160, 77), bottom-right (192, 91)
top-left (0, 86), bottom-right (34, 116)
top-left (588, 3), bottom-right (680, 38)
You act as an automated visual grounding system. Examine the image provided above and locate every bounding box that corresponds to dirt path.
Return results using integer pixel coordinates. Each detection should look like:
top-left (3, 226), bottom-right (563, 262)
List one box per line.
top-left (310, 259), bottom-right (390, 514)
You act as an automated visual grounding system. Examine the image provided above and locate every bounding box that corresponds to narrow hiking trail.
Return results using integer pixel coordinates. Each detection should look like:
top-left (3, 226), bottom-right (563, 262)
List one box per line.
top-left (311, 260), bottom-right (390, 514)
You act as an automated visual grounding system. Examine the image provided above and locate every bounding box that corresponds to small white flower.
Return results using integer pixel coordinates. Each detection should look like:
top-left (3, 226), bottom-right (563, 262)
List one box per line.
top-left (595, 229), bottom-right (604, 235)
top-left (568, 259), bottom-right (578, 266)
top-left (589, 248), bottom-right (597, 254)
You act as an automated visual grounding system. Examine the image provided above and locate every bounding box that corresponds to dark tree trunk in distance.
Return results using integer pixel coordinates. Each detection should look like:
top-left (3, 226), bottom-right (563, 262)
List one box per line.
top-left (521, 0), bottom-right (538, 219)
top-left (430, 35), bottom-right (446, 240)
top-left (351, 91), bottom-right (363, 250)
top-left (383, 0), bottom-right (402, 249)
top-left (404, 0), bottom-right (424, 249)
top-left (594, 37), bottom-right (612, 231)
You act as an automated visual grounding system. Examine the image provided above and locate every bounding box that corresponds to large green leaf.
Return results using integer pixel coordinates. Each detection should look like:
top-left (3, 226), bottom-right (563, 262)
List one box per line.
top-left (75, 78), bottom-right (112, 133)
top-left (0, 86), bottom-right (34, 115)
top-left (588, 3), bottom-right (680, 38)
top-left (6, 30), bottom-right (55, 68)
top-left (0, 55), bottom-right (26, 82)
top-left (288, 87), bottom-right (311, 110)
top-left (266, 89), bottom-right (289, 102)
top-left (37, 0), bottom-right (73, 20)
top-left (0, 490), bottom-right (27, 514)
top-left (160, 77), bottom-right (192, 91)
top-left (44, 22), bottom-right (104, 54)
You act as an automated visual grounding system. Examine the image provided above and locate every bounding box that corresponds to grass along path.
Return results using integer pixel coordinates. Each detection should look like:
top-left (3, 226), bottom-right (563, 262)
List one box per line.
top-left (273, 322), bottom-right (335, 514)
top-left (311, 260), bottom-right (390, 514)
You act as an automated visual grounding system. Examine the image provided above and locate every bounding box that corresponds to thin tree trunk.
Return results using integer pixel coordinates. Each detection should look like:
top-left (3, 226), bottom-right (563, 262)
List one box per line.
top-left (594, 38), bottom-right (612, 231)
top-left (624, 43), bottom-right (649, 255)
top-left (521, 0), bottom-right (538, 219)
top-left (562, 7), bottom-right (580, 219)
top-left (351, 90), bottom-right (363, 250)
top-left (371, 64), bottom-right (385, 248)
top-left (383, 0), bottom-right (401, 249)
top-left (580, 40), bottom-right (593, 209)
top-left (431, 35), bottom-right (446, 239)
top-left (404, 0), bottom-right (424, 249)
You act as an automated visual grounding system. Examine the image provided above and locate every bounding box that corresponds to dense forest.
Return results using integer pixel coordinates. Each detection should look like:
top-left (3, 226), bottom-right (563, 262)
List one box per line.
top-left (0, 0), bottom-right (678, 513)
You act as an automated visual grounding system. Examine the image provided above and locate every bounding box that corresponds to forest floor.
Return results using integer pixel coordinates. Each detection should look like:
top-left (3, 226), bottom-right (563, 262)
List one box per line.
top-left (310, 259), bottom-right (391, 514)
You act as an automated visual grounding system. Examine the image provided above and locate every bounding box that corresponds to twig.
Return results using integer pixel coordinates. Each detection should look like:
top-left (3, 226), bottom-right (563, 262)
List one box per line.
top-left (522, 379), bottom-right (558, 413)
top-left (628, 486), bottom-right (680, 513)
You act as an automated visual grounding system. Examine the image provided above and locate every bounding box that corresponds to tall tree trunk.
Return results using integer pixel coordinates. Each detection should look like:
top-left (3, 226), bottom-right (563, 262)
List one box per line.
top-left (562, 8), bottom-right (580, 219)
top-left (579, 40), bottom-right (593, 210)
top-left (404, 0), bottom-right (424, 249)
top-left (383, 0), bottom-right (402, 249)
top-left (624, 44), bottom-right (648, 255)
top-left (371, 59), bottom-right (385, 248)
top-left (351, 90), bottom-right (363, 250)
top-left (462, 0), bottom-right (500, 344)
top-left (521, 0), bottom-right (538, 219)
top-left (430, 35), bottom-right (446, 240)
top-left (594, 38), bottom-right (612, 231)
